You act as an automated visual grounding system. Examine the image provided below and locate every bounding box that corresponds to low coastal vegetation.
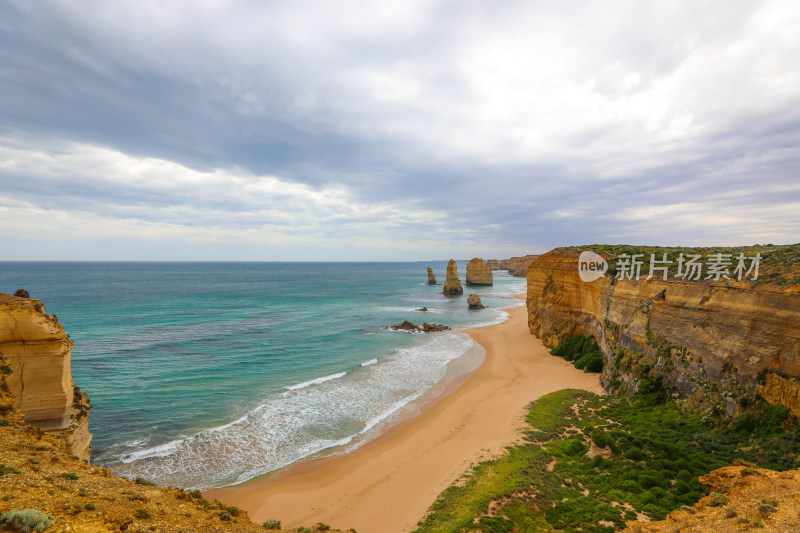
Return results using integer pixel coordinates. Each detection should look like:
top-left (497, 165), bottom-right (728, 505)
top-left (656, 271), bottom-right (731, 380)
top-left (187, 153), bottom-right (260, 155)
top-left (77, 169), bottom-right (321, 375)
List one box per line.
top-left (414, 388), bottom-right (800, 533)
top-left (549, 335), bottom-right (603, 373)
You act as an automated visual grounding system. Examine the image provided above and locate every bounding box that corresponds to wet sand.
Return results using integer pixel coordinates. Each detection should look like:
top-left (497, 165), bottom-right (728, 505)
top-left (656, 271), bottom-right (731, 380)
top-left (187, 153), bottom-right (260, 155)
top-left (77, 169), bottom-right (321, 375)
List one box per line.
top-left (206, 301), bottom-right (603, 532)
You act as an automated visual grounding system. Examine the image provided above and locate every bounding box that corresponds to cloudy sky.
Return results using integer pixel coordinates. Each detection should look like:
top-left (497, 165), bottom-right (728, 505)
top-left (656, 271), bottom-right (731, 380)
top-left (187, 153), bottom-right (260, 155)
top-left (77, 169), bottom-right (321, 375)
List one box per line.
top-left (1, 0), bottom-right (798, 260)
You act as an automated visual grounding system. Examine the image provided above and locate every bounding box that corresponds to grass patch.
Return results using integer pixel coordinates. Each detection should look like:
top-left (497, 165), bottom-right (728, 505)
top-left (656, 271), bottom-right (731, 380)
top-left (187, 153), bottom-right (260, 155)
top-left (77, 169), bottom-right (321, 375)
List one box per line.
top-left (414, 389), bottom-right (800, 533)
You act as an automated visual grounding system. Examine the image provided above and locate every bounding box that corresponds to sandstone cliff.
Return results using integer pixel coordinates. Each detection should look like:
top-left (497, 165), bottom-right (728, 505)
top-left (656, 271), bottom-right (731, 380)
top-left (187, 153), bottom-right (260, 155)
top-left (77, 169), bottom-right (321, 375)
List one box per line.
top-left (443, 260), bottom-right (463, 295)
top-left (427, 266), bottom-right (436, 284)
top-left (0, 293), bottom-right (91, 461)
top-left (486, 259), bottom-right (500, 270)
top-left (465, 258), bottom-right (493, 286)
top-left (527, 245), bottom-right (800, 416)
top-left (499, 259), bottom-right (509, 270)
top-left (508, 255), bottom-right (539, 277)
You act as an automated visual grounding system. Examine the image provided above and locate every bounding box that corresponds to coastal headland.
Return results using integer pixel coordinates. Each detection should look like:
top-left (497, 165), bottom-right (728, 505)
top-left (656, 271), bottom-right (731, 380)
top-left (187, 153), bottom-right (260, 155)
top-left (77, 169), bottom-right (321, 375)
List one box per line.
top-left (206, 301), bottom-right (605, 532)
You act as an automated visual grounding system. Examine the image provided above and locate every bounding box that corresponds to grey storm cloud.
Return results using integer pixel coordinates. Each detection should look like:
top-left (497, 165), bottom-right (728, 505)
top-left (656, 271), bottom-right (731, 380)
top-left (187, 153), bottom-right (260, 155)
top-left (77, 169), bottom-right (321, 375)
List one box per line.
top-left (1, 0), bottom-right (799, 260)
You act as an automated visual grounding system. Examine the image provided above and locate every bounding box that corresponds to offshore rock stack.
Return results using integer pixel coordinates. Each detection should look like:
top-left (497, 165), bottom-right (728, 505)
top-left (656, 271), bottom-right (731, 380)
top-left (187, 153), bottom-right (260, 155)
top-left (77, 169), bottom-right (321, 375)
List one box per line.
top-left (465, 258), bottom-right (493, 286)
top-left (442, 260), bottom-right (463, 295)
top-left (427, 266), bottom-right (437, 284)
top-left (467, 294), bottom-right (485, 309)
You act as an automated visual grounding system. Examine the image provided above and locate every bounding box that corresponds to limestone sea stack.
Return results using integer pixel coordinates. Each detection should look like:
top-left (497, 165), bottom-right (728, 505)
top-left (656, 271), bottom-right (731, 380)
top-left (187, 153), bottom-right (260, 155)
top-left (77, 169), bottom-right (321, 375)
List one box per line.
top-left (427, 266), bottom-right (437, 284)
top-left (465, 257), bottom-right (493, 286)
top-left (486, 259), bottom-right (500, 270)
top-left (0, 293), bottom-right (91, 461)
top-left (442, 259), bottom-right (463, 295)
top-left (467, 294), bottom-right (485, 309)
top-left (499, 259), bottom-right (510, 270)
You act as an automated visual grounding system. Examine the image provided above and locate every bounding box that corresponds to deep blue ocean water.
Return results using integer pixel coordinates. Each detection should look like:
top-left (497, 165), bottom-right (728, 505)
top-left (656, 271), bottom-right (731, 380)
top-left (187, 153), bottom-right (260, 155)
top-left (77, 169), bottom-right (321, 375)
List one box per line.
top-left (0, 261), bottom-right (525, 488)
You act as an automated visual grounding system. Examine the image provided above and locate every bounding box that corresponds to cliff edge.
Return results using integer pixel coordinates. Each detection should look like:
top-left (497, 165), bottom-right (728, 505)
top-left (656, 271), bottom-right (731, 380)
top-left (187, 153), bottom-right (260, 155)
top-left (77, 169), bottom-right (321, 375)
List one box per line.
top-left (0, 293), bottom-right (92, 461)
top-left (527, 245), bottom-right (800, 416)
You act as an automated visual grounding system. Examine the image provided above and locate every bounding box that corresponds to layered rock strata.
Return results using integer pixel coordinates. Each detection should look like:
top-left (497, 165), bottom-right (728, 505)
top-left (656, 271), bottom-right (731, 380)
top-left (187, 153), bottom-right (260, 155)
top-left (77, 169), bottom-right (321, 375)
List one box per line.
top-left (427, 266), bottom-right (437, 284)
top-left (465, 258), bottom-right (493, 286)
top-left (443, 260), bottom-right (464, 295)
top-left (486, 259), bottom-right (500, 270)
top-left (0, 293), bottom-right (91, 461)
top-left (499, 259), bottom-right (510, 270)
top-left (527, 247), bottom-right (800, 416)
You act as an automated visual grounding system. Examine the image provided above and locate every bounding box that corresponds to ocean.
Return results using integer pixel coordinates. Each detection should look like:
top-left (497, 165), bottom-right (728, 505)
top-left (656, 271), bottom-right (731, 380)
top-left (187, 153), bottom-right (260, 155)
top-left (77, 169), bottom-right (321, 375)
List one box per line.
top-left (0, 261), bottom-right (525, 489)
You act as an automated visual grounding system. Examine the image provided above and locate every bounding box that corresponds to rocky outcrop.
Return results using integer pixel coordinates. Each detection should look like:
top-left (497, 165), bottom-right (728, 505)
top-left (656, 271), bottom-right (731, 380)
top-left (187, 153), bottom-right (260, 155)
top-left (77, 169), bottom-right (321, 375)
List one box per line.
top-left (624, 464), bottom-right (800, 532)
top-left (527, 247), bottom-right (800, 416)
top-left (467, 294), bottom-right (485, 309)
top-left (389, 321), bottom-right (450, 333)
top-left (0, 293), bottom-right (91, 461)
top-left (508, 255), bottom-right (540, 277)
top-left (427, 266), bottom-right (437, 284)
top-left (465, 258), bottom-right (493, 286)
top-left (499, 259), bottom-right (509, 270)
top-left (13, 289), bottom-right (29, 298)
top-left (443, 260), bottom-right (463, 295)
top-left (760, 373), bottom-right (800, 418)
top-left (486, 259), bottom-right (500, 270)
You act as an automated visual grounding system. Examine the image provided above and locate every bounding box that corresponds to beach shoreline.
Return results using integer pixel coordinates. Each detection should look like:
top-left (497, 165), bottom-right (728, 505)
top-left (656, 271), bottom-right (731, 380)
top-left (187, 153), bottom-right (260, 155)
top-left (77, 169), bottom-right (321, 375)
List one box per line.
top-left (205, 297), bottom-right (604, 532)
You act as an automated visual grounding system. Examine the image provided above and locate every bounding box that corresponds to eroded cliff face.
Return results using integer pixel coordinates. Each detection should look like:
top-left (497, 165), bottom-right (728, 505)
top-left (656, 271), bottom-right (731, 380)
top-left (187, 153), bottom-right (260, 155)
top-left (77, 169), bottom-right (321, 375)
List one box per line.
top-left (0, 293), bottom-right (91, 460)
top-left (508, 255), bottom-right (540, 277)
top-left (527, 248), bottom-right (800, 415)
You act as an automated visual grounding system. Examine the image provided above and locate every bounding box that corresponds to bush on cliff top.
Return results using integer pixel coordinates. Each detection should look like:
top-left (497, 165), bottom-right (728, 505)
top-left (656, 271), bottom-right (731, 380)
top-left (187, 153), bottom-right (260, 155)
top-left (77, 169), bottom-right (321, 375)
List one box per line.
top-left (0, 509), bottom-right (54, 532)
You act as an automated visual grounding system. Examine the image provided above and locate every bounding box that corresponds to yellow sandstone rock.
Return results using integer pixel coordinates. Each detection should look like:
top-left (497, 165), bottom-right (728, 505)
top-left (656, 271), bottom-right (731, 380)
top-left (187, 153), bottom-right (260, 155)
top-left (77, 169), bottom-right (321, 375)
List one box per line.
top-left (443, 260), bottom-right (463, 295)
top-left (427, 266), bottom-right (437, 284)
top-left (0, 293), bottom-right (91, 461)
top-left (465, 258), bottom-right (493, 286)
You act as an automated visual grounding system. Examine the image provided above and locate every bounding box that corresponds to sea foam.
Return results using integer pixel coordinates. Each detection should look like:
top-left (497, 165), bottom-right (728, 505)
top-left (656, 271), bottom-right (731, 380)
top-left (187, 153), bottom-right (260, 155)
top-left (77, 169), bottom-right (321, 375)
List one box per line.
top-left (112, 331), bottom-right (475, 489)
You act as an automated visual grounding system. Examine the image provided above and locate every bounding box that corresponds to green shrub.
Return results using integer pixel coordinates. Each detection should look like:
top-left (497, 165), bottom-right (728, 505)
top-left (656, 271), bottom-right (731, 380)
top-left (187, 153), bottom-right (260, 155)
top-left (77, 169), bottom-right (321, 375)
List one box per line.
top-left (707, 492), bottom-right (729, 507)
top-left (0, 509), bottom-right (54, 532)
top-left (62, 472), bottom-right (79, 481)
top-left (0, 364), bottom-right (12, 375)
top-left (0, 464), bottom-right (22, 475)
top-left (550, 335), bottom-right (604, 373)
top-left (133, 509), bottom-right (152, 519)
top-left (477, 515), bottom-right (514, 532)
top-left (561, 437), bottom-right (588, 457)
top-left (219, 511), bottom-right (231, 521)
top-left (84, 503), bottom-right (96, 511)
top-left (591, 429), bottom-right (614, 449)
top-left (0, 417), bottom-right (10, 427)
top-left (262, 519), bottom-right (281, 529)
top-left (134, 477), bottom-right (155, 486)
top-left (625, 447), bottom-right (645, 461)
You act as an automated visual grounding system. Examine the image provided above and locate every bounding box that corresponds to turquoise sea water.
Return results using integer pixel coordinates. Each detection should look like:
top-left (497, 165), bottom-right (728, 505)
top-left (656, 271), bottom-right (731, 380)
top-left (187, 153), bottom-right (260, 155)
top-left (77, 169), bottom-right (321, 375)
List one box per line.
top-left (0, 262), bottom-right (525, 488)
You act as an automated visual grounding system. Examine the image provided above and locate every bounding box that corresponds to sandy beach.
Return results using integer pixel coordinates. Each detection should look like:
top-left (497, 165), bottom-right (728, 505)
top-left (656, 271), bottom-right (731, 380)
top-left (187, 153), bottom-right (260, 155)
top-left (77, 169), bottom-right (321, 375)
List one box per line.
top-left (206, 300), bottom-right (604, 532)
